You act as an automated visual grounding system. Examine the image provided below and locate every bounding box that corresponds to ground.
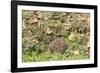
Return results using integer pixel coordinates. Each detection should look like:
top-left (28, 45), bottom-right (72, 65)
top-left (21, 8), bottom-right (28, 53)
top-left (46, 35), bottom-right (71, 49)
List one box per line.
top-left (22, 10), bottom-right (90, 62)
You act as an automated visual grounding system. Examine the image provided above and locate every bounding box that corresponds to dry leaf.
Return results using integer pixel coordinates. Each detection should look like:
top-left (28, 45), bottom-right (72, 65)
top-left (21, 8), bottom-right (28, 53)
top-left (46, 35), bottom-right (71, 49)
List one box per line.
top-left (68, 32), bottom-right (75, 41)
top-left (63, 23), bottom-right (71, 26)
top-left (45, 27), bottom-right (52, 34)
top-left (32, 39), bottom-right (39, 44)
top-left (73, 50), bottom-right (80, 55)
top-left (30, 18), bottom-right (39, 24)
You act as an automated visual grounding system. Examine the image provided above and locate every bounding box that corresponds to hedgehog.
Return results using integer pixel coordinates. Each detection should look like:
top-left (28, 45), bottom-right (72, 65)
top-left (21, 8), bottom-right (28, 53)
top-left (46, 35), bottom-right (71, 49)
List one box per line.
top-left (48, 37), bottom-right (67, 54)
